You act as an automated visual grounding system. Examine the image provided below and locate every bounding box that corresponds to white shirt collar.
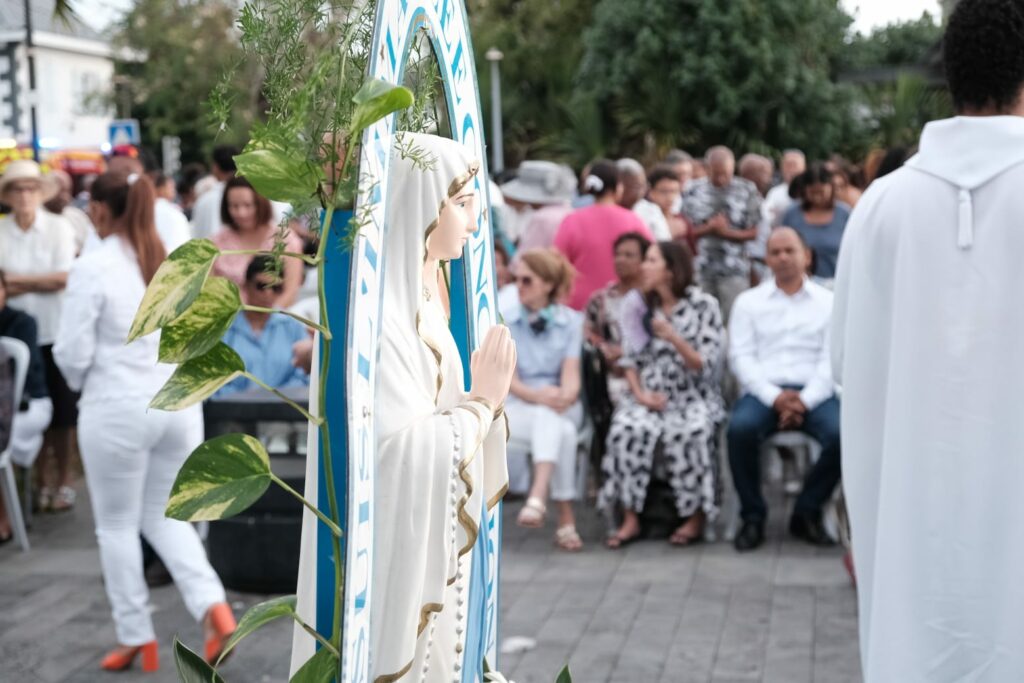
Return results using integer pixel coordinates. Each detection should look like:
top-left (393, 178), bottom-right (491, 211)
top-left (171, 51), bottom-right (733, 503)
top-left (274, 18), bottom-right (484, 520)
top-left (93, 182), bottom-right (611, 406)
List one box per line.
top-left (766, 276), bottom-right (812, 300)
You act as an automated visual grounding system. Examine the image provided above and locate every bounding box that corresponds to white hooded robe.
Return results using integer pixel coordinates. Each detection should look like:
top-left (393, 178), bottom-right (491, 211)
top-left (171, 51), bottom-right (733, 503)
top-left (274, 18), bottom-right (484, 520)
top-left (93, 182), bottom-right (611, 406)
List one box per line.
top-left (832, 115), bottom-right (1024, 682)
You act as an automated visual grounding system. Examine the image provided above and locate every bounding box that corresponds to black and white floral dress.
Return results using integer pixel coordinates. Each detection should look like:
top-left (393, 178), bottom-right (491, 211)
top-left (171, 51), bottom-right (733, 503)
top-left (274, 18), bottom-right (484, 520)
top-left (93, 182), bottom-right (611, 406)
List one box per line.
top-left (598, 286), bottom-right (725, 519)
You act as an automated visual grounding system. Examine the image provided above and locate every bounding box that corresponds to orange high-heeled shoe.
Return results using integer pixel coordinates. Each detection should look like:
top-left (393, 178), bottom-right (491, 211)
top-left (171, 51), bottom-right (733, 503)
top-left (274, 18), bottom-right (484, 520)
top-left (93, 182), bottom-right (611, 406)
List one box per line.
top-left (100, 641), bottom-right (159, 672)
top-left (204, 602), bottom-right (237, 664)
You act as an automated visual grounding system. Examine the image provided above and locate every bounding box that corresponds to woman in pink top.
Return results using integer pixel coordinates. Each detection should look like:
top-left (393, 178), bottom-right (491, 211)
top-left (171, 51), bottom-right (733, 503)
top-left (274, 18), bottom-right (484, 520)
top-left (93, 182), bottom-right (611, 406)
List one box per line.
top-left (554, 160), bottom-right (652, 310)
top-left (210, 176), bottom-right (303, 306)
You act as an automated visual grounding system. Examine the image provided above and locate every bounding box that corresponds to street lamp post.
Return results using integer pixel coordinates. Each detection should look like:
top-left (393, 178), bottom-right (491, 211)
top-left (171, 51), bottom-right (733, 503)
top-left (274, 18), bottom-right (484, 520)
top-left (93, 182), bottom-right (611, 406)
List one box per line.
top-left (484, 47), bottom-right (504, 175)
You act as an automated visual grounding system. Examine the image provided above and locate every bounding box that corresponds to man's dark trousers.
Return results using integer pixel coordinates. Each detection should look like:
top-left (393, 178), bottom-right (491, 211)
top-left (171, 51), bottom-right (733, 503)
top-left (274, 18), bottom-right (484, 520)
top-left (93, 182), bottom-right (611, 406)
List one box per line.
top-left (727, 389), bottom-right (841, 524)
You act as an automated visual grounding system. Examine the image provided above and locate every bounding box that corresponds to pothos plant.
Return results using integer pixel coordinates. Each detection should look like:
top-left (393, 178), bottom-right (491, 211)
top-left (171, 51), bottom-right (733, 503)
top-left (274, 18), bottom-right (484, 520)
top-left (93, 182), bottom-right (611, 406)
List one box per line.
top-left (127, 0), bottom-right (572, 681)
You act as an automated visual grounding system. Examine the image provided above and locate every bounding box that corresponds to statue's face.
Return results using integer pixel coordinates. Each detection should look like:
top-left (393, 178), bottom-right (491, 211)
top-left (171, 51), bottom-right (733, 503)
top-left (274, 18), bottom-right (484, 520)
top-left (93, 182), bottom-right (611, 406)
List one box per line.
top-left (427, 184), bottom-right (478, 260)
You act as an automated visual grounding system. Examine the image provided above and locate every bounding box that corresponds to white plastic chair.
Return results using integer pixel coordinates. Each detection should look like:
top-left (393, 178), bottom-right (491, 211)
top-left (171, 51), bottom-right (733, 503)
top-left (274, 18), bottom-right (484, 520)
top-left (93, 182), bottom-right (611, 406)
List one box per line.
top-left (0, 336), bottom-right (31, 551)
top-left (722, 430), bottom-right (824, 541)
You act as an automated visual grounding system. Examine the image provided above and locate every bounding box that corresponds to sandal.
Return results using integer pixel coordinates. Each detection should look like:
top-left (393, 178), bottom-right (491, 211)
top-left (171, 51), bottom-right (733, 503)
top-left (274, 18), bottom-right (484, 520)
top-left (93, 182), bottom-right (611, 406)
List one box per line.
top-left (516, 497), bottom-right (546, 528)
top-left (554, 525), bottom-right (583, 552)
top-left (50, 485), bottom-right (77, 513)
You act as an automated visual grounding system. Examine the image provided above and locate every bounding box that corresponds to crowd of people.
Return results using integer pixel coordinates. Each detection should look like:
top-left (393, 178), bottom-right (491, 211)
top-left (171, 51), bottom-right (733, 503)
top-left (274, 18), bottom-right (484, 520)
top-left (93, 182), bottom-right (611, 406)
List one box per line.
top-left (0, 146), bottom-right (317, 671)
top-left (0, 108), bottom-right (905, 668)
top-left (493, 142), bottom-right (906, 553)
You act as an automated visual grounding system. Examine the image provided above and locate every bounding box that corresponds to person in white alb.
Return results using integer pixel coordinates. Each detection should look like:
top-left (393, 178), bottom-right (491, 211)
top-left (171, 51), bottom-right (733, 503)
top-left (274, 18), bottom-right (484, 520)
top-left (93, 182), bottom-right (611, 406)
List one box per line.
top-left (832, 2), bottom-right (1024, 679)
top-left (53, 172), bottom-right (235, 672)
top-left (727, 227), bottom-right (840, 552)
top-left (0, 159), bottom-right (80, 513)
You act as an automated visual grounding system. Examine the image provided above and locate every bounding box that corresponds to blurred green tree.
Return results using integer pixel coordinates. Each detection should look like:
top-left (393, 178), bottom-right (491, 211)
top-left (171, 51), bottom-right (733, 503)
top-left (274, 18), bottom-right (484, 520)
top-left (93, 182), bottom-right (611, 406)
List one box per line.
top-left (841, 13), bottom-right (944, 72)
top-left (577, 0), bottom-right (859, 161)
top-left (468, 0), bottom-right (596, 169)
top-left (112, 0), bottom-right (256, 165)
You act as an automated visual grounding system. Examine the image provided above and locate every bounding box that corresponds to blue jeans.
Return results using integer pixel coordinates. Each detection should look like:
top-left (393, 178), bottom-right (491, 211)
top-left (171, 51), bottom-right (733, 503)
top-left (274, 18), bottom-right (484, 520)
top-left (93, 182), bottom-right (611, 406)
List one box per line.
top-left (727, 390), bottom-right (841, 523)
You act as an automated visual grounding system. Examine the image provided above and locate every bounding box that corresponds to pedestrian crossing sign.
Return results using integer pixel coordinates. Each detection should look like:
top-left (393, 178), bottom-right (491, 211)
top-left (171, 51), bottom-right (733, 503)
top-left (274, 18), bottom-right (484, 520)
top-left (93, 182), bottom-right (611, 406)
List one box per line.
top-left (108, 119), bottom-right (141, 146)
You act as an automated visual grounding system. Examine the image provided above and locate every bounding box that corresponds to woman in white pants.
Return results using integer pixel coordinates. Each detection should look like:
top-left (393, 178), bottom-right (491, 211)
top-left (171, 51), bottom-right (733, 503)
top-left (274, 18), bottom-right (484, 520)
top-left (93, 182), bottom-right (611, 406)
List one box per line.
top-left (504, 248), bottom-right (584, 551)
top-left (54, 172), bottom-right (235, 673)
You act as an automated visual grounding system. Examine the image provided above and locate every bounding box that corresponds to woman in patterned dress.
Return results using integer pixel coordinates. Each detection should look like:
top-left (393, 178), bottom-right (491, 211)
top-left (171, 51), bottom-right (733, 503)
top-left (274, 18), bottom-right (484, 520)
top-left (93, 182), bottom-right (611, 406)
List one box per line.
top-left (599, 241), bottom-right (725, 548)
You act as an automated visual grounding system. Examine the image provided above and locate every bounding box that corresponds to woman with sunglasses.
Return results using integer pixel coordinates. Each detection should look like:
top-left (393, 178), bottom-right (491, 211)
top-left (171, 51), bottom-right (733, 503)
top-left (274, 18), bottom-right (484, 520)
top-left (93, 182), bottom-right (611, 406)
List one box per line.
top-left (504, 248), bottom-right (585, 551)
top-left (53, 172), bottom-right (236, 672)
top-left (215, 255), bottom-right (311, 397)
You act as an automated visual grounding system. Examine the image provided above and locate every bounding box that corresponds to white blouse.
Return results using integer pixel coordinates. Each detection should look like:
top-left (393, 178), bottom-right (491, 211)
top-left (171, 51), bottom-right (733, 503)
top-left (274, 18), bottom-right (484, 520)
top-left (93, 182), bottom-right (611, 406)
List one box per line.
top-left (53, 235), bottom-right (173, 405)
top-left (0, 211), bottom-right (77, 345)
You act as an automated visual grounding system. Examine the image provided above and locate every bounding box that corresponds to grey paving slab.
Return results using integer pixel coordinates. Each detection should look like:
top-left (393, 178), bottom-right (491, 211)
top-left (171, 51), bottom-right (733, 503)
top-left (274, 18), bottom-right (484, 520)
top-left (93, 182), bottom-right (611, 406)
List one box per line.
top-left (0, 476), bottom-right (862, 682)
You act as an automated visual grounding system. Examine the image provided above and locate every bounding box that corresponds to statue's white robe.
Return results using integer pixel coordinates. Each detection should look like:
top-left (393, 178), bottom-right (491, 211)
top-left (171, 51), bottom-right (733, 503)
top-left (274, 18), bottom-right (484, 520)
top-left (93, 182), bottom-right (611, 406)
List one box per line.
top-left (832, 115), bottom-right (1024, 682)
top-left (291, 133), bottom-right (505, 682)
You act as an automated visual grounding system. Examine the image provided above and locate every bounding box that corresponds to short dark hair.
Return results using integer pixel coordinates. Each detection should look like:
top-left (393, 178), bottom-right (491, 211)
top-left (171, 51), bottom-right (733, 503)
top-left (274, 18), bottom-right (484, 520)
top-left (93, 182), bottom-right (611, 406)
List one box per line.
top-left (221, 176), bottom-right (275, 231)
top-left (646, 240), bottom-right (694, 309)
top-left (944, 0), bottom-right (1024, 113)
top-left (212, 145), bottom-right (240, 174)
top-left (647, 165), bottom-right (680, 189)
top-left (790, 162), bottom-right (835, 209)
top-left (245, 255), bottom-right (281, 284)
top-left (613, 231), bottom-right (651, 256)
top-left (177, 162), bottom-right (207, 197)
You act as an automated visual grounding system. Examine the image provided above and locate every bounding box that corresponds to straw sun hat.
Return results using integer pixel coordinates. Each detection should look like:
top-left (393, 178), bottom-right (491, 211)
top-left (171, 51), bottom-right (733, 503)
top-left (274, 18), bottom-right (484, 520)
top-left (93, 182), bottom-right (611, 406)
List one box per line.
top-left (0, 159), bottom-right (59, 202)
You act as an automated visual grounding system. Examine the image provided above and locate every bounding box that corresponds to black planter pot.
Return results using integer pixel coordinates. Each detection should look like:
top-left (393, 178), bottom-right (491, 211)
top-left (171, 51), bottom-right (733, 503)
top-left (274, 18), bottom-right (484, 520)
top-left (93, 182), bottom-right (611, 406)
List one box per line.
top-left (207, 456), bottom-right (305, 594)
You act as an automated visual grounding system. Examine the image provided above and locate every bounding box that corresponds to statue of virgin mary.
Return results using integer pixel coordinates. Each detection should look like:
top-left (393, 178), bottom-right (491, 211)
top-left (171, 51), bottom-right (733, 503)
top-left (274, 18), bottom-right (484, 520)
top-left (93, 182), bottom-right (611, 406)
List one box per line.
top-left (292, 132), bottom-right (514, 683)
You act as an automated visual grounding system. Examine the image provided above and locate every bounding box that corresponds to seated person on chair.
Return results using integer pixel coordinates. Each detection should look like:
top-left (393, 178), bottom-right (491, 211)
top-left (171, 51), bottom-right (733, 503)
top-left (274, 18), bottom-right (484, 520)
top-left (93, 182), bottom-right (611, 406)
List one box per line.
top-left (216, 256), bottom-right (310, 397)
top-left (583, 231), bottom-right (650, 406)
top-left (0, 268), bottom-right (53, 544)
top-left (727, 227), bottom-right (840, 552)
top-left (598, 241), bottom-right (725, 549)
top-left (504, 248), bottom-right (585, 552)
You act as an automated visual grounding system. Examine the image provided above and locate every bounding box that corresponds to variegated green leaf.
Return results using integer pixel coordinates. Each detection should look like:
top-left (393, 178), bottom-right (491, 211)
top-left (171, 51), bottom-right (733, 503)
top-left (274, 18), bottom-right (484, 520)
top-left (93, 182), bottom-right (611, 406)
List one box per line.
top-left (290, 644), bottom-right (337, 683)
top-left (159, 277), bottom-right (242, 363)
top-left (150, 342), bottom-right (245, 411)
top-left (217, 595), bottom-right (300, 665)
top-left (349, 79), bottom-right (414, 139)
top-left (172, 637), bottom-right (226, 683)
top-left (166, 433), bottom-right (271, 521)
top-left (129, 239), bottom-right (220, 342)
top-left (235, 147), bottom-right (322, 204)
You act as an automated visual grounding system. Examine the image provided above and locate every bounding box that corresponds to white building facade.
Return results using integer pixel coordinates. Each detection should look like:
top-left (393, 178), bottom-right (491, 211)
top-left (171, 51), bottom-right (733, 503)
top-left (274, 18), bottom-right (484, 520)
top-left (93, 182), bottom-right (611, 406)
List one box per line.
top-left (0, 2), bottom-right (113, 149)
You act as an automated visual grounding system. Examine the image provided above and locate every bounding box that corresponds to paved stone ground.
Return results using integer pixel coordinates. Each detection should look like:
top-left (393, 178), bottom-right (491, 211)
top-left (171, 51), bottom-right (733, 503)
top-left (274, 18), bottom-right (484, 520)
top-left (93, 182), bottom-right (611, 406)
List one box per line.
top-left (0, 480), bottom-right (860, 682)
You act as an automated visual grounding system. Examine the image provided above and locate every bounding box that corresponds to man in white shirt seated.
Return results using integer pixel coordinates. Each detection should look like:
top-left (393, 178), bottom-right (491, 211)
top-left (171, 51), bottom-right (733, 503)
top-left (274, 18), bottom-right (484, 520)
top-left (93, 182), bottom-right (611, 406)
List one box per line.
top-left (727, 227), bottom-right (840, 551)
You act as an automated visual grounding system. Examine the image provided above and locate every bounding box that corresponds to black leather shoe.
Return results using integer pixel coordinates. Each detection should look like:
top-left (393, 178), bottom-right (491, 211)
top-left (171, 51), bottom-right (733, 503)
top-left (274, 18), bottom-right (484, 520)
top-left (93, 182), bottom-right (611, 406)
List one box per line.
top-left (733, 521), bottom-right (765, 552)
top-left (789, 512), bottom-right (836, 547)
